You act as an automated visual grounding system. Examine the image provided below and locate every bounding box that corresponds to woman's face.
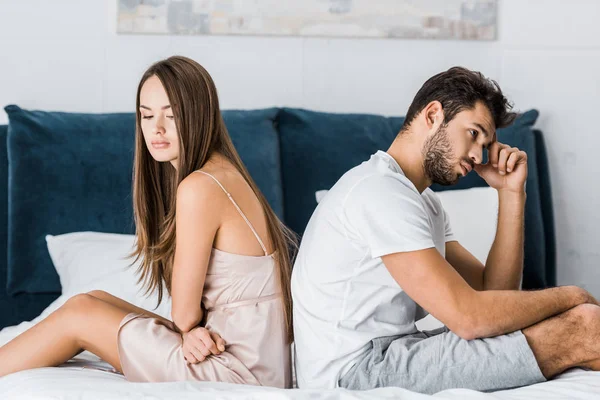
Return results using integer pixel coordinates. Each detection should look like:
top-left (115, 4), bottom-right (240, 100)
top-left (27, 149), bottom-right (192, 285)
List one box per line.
top-left (139, 75), bottom-right (180, 169)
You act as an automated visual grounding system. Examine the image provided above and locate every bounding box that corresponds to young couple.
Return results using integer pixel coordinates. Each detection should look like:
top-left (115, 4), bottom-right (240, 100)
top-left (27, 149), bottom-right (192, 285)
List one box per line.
top-left (2, 56), bottom-right (599, 394)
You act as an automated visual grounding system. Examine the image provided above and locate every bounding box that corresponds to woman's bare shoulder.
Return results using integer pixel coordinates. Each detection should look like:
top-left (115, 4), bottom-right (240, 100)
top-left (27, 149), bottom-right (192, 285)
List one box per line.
top-left (176, 169), bottom-right (229, 210)
top-left (179, 154), bottom-right (248, 208)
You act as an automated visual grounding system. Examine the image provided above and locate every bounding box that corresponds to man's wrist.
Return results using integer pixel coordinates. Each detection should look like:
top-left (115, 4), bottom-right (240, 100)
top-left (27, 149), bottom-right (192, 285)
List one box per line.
top-left (497, 190), bottom-right (526, 216)
top-left (498, 187), bottom-right (526, 196)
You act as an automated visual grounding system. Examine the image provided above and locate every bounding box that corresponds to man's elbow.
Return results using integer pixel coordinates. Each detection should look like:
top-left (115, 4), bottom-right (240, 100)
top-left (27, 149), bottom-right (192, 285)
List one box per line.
top-left (445, 297), bottom-right (486, 340)
top-left (442, 290), bottom-right (484, 340)
top-left (446, 315), bottom-right (480, 341)
top-left (452, 306), bottom-right (508, 340)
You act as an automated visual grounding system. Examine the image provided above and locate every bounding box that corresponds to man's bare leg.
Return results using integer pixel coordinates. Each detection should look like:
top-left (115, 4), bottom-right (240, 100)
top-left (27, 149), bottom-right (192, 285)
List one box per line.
top-left (523, 303), bottom-right (600, 378)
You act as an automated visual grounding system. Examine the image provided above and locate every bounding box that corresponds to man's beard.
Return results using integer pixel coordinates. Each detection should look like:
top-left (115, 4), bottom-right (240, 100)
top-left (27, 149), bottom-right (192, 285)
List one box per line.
top-left (422, 124), bottom-right (460, 186)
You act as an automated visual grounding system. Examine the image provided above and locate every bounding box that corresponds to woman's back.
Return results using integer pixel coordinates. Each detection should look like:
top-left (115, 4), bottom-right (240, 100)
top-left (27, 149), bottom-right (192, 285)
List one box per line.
top-left (118, 163), bottom-right (291, 387)
top-left (195, 158), bottom-right (274, 257)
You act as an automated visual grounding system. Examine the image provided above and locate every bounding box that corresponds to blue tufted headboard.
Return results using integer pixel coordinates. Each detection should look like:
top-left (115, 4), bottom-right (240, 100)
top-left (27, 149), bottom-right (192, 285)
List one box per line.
top-left (0, 107), bottom-right (556, 329)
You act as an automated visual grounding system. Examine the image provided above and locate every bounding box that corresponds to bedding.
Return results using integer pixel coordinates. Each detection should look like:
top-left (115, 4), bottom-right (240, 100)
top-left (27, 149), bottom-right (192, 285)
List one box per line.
top-left (1, 299), bottom-right (599, 399)
top-left (2, 304), bottom-right (597, 398)
top-left (0, 336), bottom-right (598, 400)
top-left (1, 222), bottom-right (597, 399)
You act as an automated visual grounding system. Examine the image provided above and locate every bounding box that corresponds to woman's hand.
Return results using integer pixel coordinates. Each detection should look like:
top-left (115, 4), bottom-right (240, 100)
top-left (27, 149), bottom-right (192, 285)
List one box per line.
top-left (182, 326), bottom-right (226, 365)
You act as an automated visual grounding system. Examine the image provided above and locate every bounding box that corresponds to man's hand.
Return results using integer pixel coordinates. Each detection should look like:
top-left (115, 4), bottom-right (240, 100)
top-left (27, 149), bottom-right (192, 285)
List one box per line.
top-left (474, 141), bottom-right (527, 193)
top-left (182, 326), bottom-right (226, 365)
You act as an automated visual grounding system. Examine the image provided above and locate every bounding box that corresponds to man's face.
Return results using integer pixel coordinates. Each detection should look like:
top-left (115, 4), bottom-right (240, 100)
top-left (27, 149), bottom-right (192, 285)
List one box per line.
top-left (422, 102), bottom-right (496, 186)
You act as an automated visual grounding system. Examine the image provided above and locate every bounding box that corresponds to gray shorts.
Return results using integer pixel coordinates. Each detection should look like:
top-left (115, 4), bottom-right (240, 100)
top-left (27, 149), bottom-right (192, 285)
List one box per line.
top-left (338, 327), bottom-right (546, 394)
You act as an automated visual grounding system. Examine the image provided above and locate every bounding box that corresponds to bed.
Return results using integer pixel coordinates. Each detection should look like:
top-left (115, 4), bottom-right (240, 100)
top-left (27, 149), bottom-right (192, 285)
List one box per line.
top-left (2, 105), bottom-right (597, 399)
top-left (1, 328), bottom-right (599, 400)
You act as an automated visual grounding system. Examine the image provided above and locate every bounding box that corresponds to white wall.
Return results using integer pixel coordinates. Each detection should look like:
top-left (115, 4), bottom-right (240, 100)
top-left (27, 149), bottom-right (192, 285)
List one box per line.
top-left (1, 0), bottom-right (599, 296)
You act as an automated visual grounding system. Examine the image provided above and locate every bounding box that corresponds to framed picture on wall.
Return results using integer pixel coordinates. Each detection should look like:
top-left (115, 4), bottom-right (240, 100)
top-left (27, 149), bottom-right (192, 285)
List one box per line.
top-left (117, 0), bottom-right (497, 41)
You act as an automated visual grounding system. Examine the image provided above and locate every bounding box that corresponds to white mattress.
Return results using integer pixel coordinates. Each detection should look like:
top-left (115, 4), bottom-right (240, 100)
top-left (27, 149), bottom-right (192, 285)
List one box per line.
top-left (2, 319), bottom-right (600, 399)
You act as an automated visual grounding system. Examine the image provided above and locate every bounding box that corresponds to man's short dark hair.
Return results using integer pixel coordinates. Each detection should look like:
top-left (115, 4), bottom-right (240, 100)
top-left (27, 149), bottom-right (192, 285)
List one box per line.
top-left (401, 66), bottom-right (516, 134)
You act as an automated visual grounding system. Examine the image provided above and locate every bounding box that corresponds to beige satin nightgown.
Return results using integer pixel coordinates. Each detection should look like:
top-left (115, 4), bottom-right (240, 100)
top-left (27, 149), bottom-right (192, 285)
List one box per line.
top-left (116, 171), bottom-right (291, 388)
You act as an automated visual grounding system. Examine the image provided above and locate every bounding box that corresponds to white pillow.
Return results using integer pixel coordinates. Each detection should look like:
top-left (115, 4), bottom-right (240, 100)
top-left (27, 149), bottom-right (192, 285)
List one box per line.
top-left (44, 232), bottom-right (171, 319)
top-left (434, 187), bottom-right (498, 264)
top-left (315, 190), bottom-right (329, 204)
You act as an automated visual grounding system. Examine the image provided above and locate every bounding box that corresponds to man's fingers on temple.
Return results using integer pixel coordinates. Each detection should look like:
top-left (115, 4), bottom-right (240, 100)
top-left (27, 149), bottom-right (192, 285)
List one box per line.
top-left (506, 153), bottom-right (518, 172)
top-left (498, 148), bottom-right (510, 173)
top-left (488, 141), bottom-right (502, 166)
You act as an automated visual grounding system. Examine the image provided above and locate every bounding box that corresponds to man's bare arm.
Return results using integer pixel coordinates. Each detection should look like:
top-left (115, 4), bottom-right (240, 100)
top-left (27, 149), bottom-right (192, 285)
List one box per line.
top-left (483, 190), bottom-right (526, 290)
top-left (445, 241), bottom-right (484, 291)
top-left (383, 248), bottom-right (594, 340)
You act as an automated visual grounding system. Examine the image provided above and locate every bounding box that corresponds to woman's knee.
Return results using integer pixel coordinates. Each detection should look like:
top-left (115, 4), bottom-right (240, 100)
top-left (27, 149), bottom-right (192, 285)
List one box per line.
top-left (60, 294), bottom-right (102, 338)
top-left (64, 293), bottom-right (102, 317)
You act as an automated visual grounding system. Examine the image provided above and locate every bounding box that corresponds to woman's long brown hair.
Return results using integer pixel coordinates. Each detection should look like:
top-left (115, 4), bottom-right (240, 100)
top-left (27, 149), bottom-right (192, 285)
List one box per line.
top-left (130, 56), bottom-right (297, 342)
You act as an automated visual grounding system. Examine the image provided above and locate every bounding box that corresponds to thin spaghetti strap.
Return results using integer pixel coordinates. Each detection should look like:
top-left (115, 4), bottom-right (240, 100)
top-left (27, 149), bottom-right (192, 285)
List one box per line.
top-left (194, 170), bottom-right (269, 256)
top-left (195, 170), bottom-right (230, 195)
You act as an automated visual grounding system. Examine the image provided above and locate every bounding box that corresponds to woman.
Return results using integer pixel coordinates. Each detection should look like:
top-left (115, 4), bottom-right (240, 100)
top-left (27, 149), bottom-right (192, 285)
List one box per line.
top-left (0, 56), bottom-right (295, 388)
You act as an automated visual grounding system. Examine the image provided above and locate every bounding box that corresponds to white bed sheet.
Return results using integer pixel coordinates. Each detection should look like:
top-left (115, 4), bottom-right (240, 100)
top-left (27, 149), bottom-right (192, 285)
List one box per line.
top-left (2, 318), bottom-right (599, 399)
top-left (1, 364), bottom-right (599, 400)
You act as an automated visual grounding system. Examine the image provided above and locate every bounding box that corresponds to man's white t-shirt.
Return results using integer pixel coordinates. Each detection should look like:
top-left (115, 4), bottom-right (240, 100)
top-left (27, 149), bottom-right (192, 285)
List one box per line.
top-left (291, 150), bottom-right (456, 389)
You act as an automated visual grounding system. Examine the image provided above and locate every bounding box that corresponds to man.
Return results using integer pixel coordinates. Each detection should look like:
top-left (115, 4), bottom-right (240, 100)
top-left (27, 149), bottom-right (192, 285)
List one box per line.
top-left (291, 67), bottom-right (600, 394)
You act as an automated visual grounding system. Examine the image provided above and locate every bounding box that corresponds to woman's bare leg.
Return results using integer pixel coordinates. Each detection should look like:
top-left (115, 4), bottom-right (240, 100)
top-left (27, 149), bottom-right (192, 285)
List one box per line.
top-left (0, 293), bottom-right (130, 377)
top-left (87, 290), bottom-right (172, 325)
